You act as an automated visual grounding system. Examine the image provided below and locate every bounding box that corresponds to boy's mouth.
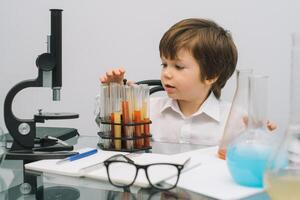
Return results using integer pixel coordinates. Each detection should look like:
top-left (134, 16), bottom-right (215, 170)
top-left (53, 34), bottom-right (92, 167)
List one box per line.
top-left (164, 84), bottom-right (175, 88)
top-left (164, 84), bottom-right (176, 93)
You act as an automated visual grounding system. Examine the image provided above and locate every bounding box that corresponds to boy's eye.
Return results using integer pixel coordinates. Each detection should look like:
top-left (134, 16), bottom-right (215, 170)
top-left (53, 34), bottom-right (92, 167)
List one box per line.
top-left (161, 63), bottom-right (167, 68)
top-left (175, 65), bottom-right (184, 70)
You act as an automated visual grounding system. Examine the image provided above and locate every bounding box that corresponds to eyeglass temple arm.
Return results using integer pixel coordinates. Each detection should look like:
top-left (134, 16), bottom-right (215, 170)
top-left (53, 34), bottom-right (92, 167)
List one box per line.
top-left (183, 157), bottom-right (191, 167)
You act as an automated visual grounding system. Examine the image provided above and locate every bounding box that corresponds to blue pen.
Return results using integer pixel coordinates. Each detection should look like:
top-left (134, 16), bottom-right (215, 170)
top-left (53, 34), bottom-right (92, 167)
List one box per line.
top-left (57, 149), bottom-right (98, 164)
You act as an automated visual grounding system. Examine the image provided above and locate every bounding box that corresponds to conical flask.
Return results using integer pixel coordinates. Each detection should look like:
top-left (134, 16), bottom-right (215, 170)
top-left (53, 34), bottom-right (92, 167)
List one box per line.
top-left (226, 75), bottom-right (275, 188)
top-left (264, 33), bottom-right (300, 199)
top-left (218, 69), bottom-right (253, 159)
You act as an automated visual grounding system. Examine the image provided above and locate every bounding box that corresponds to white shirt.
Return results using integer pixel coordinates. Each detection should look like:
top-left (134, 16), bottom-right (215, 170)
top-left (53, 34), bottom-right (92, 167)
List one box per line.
top-left (150, 93), bottom-right (231, 146)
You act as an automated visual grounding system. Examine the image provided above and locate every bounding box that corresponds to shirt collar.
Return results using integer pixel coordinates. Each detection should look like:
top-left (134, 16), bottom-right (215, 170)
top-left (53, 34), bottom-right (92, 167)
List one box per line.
top-left (160, 92), bottom-right (221, 122)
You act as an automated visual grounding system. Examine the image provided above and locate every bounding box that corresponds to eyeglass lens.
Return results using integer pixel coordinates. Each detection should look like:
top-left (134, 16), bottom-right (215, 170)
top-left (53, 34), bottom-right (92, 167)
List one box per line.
top-left (108, 162), bottom-right (137, 187)
top-left (147, 164), bottom-right (179, 190)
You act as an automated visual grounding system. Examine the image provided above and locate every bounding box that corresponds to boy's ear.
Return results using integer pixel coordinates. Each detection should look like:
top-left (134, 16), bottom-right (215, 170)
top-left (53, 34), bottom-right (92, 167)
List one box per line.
top-left (204, 76), bottom-right (218, 85)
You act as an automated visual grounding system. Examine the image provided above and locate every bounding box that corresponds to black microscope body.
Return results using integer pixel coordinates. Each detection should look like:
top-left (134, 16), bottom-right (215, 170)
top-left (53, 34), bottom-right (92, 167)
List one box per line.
top-left (4, 9), bottom-right (79, 159)
top-left (1, 9), bottom-right (83, 198)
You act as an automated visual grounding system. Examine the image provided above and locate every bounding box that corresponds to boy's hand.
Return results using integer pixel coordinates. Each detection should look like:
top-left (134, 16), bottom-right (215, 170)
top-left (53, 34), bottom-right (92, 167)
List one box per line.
top-left (267, 121), bottom-right (277, 131)
top-left (100, 68), bottom-right (125, 84)
top-left (242, 116), bottom-right (277, 131)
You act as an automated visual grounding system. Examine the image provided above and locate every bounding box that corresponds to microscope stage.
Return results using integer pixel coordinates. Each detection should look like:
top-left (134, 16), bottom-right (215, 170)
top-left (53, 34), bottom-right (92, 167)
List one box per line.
top-left (34, 112), bottom-right (79, 121)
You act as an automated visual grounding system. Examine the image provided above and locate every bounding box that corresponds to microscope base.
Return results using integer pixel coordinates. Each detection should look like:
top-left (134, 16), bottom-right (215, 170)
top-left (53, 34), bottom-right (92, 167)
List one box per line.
top-left (5, 150), bottom-right (77, 161)
top-left (5, 127), bottom-right (79, 148)
top-left (4, 127), bottom-right (80, 160)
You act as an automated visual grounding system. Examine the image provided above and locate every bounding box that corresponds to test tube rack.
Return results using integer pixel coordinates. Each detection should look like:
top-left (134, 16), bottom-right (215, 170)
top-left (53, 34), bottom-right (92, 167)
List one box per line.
top-left (97, 118), bottom-right (152, 152)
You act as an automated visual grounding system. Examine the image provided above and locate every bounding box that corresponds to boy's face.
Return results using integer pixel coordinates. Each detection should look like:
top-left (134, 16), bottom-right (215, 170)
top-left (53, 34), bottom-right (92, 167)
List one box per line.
top-left (160, 50), bottom-right (213, 103)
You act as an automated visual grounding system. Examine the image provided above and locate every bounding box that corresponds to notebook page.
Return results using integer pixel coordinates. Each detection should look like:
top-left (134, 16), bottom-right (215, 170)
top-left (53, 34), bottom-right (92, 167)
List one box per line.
top-left (24, 148), bottom-right (123, 177)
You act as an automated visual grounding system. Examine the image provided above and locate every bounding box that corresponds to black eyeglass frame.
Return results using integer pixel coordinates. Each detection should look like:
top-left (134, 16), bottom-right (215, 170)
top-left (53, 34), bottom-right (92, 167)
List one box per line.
top-left (103, 154), bottom-right (190, 191)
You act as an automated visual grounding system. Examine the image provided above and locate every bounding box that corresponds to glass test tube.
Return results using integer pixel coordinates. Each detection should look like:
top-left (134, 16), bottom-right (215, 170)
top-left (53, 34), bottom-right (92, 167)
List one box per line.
top-left (99, 84), bottom-right (111, 148)
top-left (132, 85), bottom-right (144, 148)
top-left (141, 84), bottom-right (150, 147)
top-left (110, 83), bottom-right (122, 150)
top-left (121, 86), bottom-right (134, 150)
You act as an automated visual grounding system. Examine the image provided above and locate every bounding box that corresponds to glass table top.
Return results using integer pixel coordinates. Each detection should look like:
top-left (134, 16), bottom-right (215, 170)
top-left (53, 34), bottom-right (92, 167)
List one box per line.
top-left (0, 135), bottom-right (270, 200)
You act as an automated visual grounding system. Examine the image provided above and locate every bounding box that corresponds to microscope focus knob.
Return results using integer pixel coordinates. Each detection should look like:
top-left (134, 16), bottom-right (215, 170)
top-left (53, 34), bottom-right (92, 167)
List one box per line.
top-left (36, 53), bottom-right (56, 71)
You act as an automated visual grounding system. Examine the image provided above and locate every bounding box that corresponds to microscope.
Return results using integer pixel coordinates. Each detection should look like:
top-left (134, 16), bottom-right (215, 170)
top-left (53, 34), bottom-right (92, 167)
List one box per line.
top-left (4, 9), bottom-right (79, 160)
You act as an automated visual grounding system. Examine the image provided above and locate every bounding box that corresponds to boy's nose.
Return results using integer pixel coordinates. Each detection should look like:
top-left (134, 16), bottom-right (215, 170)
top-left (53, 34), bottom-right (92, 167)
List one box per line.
top-left (162, 67), bottom-right (173, 79)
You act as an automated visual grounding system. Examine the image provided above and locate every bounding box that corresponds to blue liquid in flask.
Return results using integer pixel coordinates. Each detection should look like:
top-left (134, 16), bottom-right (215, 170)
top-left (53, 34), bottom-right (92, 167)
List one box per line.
top-left (227, 143), bottom-right (272, 187)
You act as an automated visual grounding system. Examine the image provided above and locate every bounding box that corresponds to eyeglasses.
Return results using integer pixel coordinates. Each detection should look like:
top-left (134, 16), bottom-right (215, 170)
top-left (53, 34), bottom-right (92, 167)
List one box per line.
top-left (103, 154), bottom-right (190, 190)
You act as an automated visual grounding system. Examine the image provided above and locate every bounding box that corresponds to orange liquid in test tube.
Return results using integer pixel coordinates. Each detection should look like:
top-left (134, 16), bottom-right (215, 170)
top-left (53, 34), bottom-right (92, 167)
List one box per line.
top-left (144, 118), bottom-right (150, 147)
top-left (110, 113), bottom-right (115, 147)
top-left (113, 112), bottom-right (121, 150)
top-left (122, 100), bottom-right (129, 148)
top-left (142, 101), bottom-right (150, 147)
top-left (140, 109), bottom-right (145, 147)
top-left (122, 86), bottom-right (134, 150)
top-left (110, 83), bottom-right (122, 150)
top-left (134, 110), bottom-right (143, 148)
top-left (141, 85), bottom-right (150, 147)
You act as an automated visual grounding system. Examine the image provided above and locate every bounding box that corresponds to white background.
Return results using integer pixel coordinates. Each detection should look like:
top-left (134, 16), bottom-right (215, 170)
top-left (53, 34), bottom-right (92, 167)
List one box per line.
top-left (1, 0), bottom-right (300, 136)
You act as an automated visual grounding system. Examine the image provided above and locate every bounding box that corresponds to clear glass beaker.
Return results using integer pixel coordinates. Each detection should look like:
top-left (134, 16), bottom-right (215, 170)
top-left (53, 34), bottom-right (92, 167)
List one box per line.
top-left (264, 33), bottom-right (300, 199)
top-left (227, 75), bottom-right (275, 188)
top-left (218, 69), bottom-right (253, 159)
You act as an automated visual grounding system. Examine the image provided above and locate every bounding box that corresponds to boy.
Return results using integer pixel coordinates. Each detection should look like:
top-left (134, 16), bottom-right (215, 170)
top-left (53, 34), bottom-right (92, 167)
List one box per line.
top-left (100, 18), bottom-right (275, 146)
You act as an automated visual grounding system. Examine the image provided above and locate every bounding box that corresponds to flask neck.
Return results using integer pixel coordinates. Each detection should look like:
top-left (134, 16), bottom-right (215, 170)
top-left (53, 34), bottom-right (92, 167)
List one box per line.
top-left (247, 75), bottom-right (268, 130)
top-left (289, 34), bottom-right (300, 128)
top-left (236, 69), bottom-right (253, 92)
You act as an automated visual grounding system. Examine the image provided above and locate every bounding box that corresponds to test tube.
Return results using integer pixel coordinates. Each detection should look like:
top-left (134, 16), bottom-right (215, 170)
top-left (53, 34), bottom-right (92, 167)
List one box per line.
top-left (110, 83), bottom-right (122, 150)
top-left (141, 84), bottom-right (150, 147)
top-left (132, 85), bottom-right (144, 148)
top-left (121, 85), bottom-right (134, 150)
top-left (99, 84), bottom-right (111, 149)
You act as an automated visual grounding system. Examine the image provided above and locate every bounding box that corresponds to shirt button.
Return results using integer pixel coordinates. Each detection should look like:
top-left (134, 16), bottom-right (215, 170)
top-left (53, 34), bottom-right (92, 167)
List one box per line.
top-left (180, 125), bottom-right (191, 143)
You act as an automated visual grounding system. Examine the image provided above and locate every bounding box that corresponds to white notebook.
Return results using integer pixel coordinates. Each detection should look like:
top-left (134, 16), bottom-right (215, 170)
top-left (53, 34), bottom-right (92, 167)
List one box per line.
top-left (25, 148), bottom-right (198, 188)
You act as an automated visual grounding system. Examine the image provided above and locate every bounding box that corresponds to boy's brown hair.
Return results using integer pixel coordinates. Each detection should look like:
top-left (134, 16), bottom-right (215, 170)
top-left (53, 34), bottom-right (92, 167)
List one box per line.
top-left (159, 18), bottom-right (238, 99)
